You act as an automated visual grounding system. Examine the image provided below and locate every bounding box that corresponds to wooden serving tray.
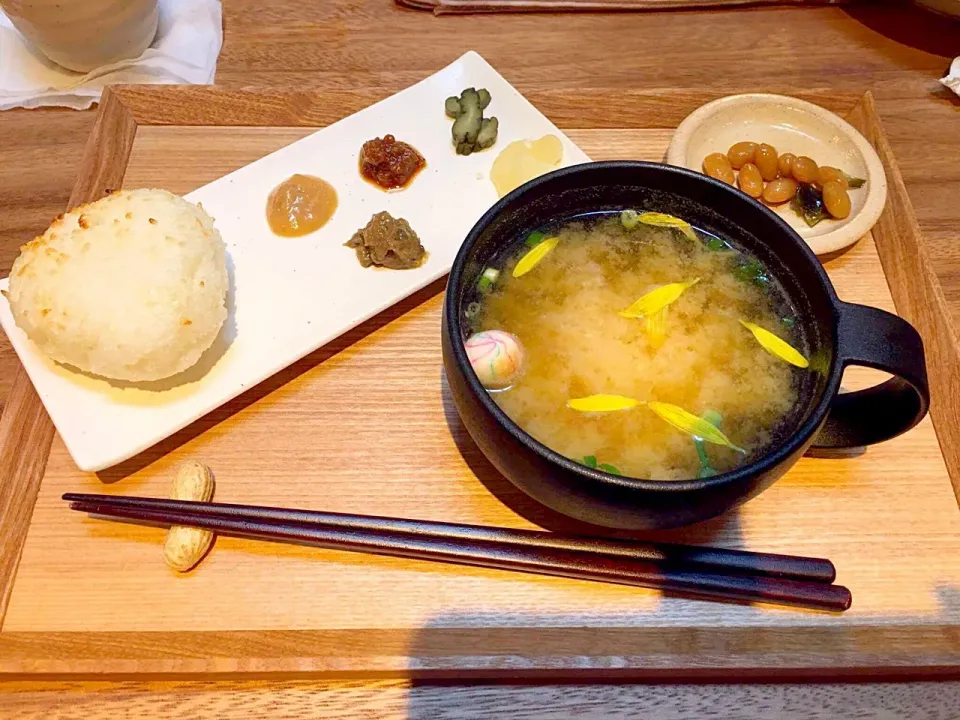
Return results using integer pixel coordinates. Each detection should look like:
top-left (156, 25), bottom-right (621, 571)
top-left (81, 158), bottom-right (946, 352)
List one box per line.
top-left (1, 87), bottom-right (959, 679)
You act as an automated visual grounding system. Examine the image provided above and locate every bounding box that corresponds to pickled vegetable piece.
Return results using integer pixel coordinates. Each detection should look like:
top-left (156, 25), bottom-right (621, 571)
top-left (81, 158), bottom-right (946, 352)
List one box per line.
top-left (792, 183), bottom-right (826, 227)
top-left (476, 118), bottom-right (499, 150)
top-left (490, 135), bottom-right (564, 198)
top-left (447, 87), bottom-right (498, 156)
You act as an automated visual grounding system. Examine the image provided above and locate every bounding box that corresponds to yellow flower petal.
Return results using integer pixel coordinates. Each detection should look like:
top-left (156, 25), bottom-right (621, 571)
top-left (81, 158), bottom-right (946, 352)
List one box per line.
top-left (567, 394), bottom-right (640, 413)
top-left (740, 320), bottom-right (809, 368)
top-left (638, 212), bottom-right (698, 241)
top-left (647, 401), bottom-right (745, 453)
top-left (645, 307), bottom-right (668, 345)
top-left (619, 278), bottom-right (700, 319)
top-left (512, 236), bottom-right (559, 278)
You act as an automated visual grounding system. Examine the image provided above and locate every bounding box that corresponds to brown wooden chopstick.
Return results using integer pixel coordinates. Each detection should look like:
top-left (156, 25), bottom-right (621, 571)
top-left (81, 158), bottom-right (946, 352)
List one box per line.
top-left (63, 493), bottom-right (835, 582)
top-left (65, 495), bottom-right (851, 611)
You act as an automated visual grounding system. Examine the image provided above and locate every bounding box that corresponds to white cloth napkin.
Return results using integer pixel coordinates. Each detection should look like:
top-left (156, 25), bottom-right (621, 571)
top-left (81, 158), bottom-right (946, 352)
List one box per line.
top-left (941, 57), bottom-right (960, 98)
top-left (0, 0), bottom-right (222, 111)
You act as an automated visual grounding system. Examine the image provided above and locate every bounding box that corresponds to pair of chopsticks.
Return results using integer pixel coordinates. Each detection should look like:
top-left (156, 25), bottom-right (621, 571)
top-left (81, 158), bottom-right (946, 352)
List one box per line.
top-left (64, 493), bottom-right (851, 611)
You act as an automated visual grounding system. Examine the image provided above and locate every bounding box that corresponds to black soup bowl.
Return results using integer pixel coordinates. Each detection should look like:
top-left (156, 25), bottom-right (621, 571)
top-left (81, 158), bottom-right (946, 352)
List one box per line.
top-left (441, 161), bottom-right (930, 530)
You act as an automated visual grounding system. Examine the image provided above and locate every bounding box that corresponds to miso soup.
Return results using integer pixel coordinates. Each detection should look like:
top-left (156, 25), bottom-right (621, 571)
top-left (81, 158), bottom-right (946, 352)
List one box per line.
top-left (468, 211), bottom-right (807, 481)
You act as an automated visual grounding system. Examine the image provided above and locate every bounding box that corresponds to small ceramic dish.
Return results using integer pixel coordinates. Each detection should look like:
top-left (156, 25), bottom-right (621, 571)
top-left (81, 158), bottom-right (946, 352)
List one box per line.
top-left (666, 94), bottom-right (887, 256)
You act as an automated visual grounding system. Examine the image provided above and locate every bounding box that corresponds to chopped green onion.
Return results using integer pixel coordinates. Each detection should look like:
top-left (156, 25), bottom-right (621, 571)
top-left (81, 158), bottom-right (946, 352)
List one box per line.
top-left (583, 455), bottom-right (621, 475)
top-left (694, 410), bottom-right (722, 478)
top-left (477, 267), bottom-right (500, 291)
top-left (524, 230), bottom-right (546, 247)
top-left (706, 236), bottom-right (726, 251)
top-left (620, 209), bottom-right (639, 230)
top-left (782, 316), bottom-right (796, 329)
top-left (733, 258), bottom-right (769, 287)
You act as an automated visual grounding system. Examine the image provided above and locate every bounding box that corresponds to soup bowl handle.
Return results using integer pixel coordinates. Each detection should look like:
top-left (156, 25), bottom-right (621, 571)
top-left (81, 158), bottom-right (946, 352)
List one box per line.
top-left (811, 301), bottom-right (930, 449)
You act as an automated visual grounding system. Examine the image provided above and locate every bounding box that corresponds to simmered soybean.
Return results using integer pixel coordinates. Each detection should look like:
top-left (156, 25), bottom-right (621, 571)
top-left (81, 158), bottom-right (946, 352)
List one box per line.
top-left (727, 142), bottom-right (758, 170)
top-left (702, 143), bottom-right (863, 224)
top-left (738, 162), bottom-right (764, 198)
top-left (822, 180), bottom-right (851, 219)
top-left (762, 177), bottom-right (798, 204)
top-left (792, 156), bottom-right (819, 184)
top-left (777, 152), bottom-right (797, 179)
top-left (818, 166), bottom-right (848, 189)
top-left (703, 153), bottom-right (735, 184)
top-left (755, 143), bottom-right (779, 182)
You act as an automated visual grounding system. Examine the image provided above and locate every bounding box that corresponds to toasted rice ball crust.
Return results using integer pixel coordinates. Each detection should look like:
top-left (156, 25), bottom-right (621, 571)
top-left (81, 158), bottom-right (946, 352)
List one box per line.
top-left (7, 189), bottom-right (228, 382)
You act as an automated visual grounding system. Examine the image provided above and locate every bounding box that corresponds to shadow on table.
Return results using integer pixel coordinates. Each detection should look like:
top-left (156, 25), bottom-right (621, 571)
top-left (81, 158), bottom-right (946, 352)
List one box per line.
top-left (401, 583), bottom-right (960, 715)
top-left (401, 679), bottom-right (960, 719)
top-left (96, 277), bottom-right (448, 483)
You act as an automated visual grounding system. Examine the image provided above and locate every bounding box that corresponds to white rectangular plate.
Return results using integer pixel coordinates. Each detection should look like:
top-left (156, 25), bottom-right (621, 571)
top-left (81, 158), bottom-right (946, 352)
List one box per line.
top-left (0, 51), bottom-right (591, 472)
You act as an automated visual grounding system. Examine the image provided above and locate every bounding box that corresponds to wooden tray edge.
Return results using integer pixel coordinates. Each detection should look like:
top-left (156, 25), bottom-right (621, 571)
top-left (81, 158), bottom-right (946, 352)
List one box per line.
top-left (0, 88), bottom-right (138, 630)
top-left (1, 88), bottom-right (958, 677)
top-left (846, 92), bottom-right (960, 506)
top-left (1, 625), bottom-right (960, 680)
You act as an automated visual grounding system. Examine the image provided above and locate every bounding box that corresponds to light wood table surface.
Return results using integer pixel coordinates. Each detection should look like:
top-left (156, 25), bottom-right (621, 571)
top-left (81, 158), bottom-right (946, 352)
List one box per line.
top-left (1, 0), bottom-right (958, 716)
